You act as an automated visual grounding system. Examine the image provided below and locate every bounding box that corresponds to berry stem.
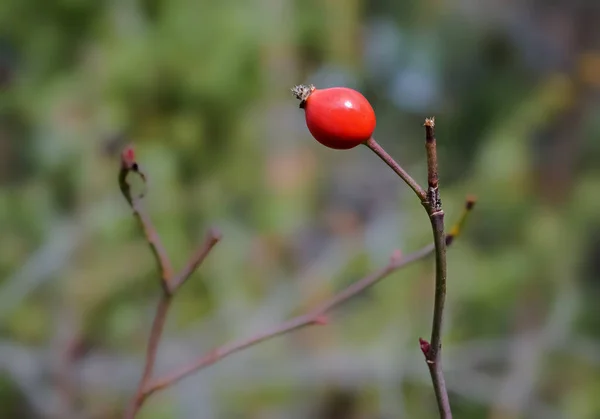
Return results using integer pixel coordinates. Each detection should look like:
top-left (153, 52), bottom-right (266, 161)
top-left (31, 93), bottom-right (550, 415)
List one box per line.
top-left (364, 137), bottom-right (427, 201)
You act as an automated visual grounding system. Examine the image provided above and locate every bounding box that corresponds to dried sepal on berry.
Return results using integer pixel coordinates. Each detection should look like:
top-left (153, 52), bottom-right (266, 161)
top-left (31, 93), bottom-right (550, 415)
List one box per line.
top-left (290, 84), bottom-right (316, 109)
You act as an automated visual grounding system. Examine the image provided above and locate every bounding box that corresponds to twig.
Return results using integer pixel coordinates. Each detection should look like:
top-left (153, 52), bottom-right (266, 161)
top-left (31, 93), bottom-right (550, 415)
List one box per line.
top-left (120, 130), bottom-right (474, 417)
top-left (365, 137), bottom-right (427, 201)
top-left (365, 118), bottom-right (459, 419)
top-left (422, 117), bottom-right (453, 419)
top-left (119, 146), bottom-right (221, 419)
top-left (170, 228), bottom-right (222, 293)
top-left (134, 198), bottom-right (475, 402)
top-left (119, 147), bottom-right (173, 293)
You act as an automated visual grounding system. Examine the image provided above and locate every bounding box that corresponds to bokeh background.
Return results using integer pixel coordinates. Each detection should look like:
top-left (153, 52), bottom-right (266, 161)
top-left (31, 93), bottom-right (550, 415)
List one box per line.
top-left (2, 0), bottom-right (600, 418)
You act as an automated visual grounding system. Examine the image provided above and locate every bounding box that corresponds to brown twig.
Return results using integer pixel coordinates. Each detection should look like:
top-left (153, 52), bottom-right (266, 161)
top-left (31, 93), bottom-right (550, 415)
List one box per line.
top-left (120, 132), bottom-right (474, 417)
top-left (421, 117), bottom-right (452, 419)
top-left (119, 146), bottom-right (221, 419)
top-left (119, 147), bottom-right (174, 293)
top-left (365, 137), bottom-right (427, 201)
top-left (426, 209), bottom-right (451, 416)
top-left (134, 198), bottom-right (475, 403)
top-left (365, 118), bottom-right (460, 419)
top-left (170, 228), bottom-right (222, 293)
top-left (124, 296), bottom-right (171, 418)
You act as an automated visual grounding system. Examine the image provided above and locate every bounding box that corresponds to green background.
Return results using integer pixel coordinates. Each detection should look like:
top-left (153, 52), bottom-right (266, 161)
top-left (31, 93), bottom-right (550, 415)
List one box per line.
top-left (1, 0), bottom-right (600, 418)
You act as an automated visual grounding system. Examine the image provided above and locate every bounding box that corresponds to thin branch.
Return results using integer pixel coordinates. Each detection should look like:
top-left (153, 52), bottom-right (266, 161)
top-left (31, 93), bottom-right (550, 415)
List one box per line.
top-left (131, 200), bottom-right (175, 293)
top-left (425, 211), bottom-right (451, 419)
top-left (136, 199), bottom-right (475, 401)
top-left (119, 134), bottom-right (474, 418)
top-left (365, 137), bottom-right (427, 201)
top-left (446, 196), bottom-right (476, 246)
top-left (119, 147), bottom-right (173, 291)
top-left (119, 146), bottom-right (221, 419)
top-left (170, 228), bottom-right (222, 293)
top-left (141, 297), bottom-right (171, 384)
top-left (425, 117), bottom-right (439, 191)
top-left (421, 117), bottom-right (452, 419)
top-left (365, 118), bottom-right (460, 419)
top-left (423, 118), bottom-right (444, 352)
top-left (123, 296), bottom-right (172, 419)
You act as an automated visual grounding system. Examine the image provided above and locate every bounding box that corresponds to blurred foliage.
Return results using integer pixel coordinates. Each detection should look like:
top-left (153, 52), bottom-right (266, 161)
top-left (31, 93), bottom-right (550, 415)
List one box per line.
top-left (1, 0), bottom-right (600, 418)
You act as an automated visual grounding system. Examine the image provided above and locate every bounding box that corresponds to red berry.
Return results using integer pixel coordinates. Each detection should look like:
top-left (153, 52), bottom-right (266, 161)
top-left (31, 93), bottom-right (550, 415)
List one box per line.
top-left (292, 84), bottom-right (376, 150)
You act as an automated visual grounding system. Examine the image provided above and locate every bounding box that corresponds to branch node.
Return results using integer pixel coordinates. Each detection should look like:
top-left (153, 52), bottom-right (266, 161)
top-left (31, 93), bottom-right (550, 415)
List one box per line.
top-left (122, 119), bottom-right (474, 419)
top-left (312, 314), bottom-right (329, 326)
top-left (390, 249), bottom-right (403, 264)
top-left (427, 187), bottom-right (442, 213)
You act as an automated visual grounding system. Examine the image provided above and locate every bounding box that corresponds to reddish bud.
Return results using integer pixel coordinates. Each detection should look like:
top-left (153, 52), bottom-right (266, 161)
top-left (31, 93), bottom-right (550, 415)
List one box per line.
top-left (390, 249), bottom-right (403, 264)
top-left (121, 145), bottom-right (137, 169)
top-left (313, 314), bottom-right (329, 326)
top-left (419, 337), bottom-right (431, 356)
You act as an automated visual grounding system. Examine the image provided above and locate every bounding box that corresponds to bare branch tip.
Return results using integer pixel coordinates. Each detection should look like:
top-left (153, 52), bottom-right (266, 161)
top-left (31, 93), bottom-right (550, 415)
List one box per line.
top-left (466, 195), bottom-right (477, 210)
top-left (208, 227), bottom-right (223, 242)
top-left (424, 117), bottom-right (436, 128)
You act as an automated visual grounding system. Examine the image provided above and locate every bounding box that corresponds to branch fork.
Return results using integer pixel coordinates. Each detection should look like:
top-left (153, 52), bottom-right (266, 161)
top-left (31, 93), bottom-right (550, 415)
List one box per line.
top-left (120, 116), bottom-right (474, 419)
top-left (365, 117), bottom-right (456, 419)
top-left (119, 147), bottom-right (222, 419)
